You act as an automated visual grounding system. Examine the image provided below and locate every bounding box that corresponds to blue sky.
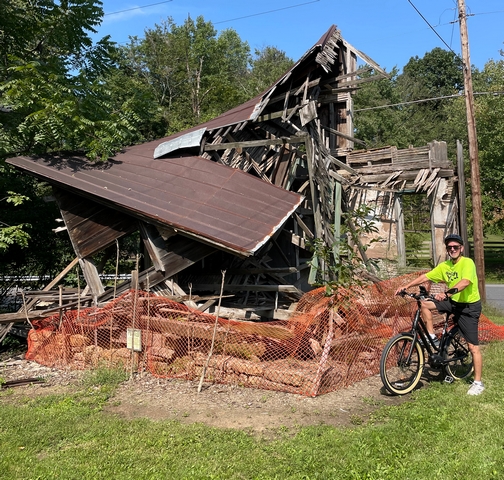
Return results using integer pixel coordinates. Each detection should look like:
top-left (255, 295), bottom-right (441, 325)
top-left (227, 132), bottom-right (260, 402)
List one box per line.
top-left (94, 0), bottom-right (504, 73)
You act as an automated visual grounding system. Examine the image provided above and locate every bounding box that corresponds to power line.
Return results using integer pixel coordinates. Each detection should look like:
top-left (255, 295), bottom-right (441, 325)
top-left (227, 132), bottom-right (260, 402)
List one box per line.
top-left (471, 9), bottom-right (504, 16)
top-left (103, 0), bottom-right (319, 21)
top-left (104, 0), bottom-right (173, 17)
top-left (213, 0), bottom-right (320, 25)
top-left (407, 0), bottom-right (458, 56)
top-left (106, 0), bottom-right (320, 45)
top-left (354, 91), bottom-right (504, 112)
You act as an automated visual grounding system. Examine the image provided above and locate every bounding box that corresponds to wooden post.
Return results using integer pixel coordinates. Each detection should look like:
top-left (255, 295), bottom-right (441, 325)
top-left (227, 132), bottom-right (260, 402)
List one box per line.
top-left (456, 140), bottom-right (470, 256)
top-left (458, 0), bottom-right (486, 299)
top-left (394, 194), bottom-right (406, 268)
top-left (332, 181), bottom-right (342, 261)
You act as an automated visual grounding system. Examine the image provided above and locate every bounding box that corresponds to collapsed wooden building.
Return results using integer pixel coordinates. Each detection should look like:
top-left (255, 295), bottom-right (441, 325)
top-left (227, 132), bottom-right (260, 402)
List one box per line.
top-left (3, 25), bottom-right (462, 329)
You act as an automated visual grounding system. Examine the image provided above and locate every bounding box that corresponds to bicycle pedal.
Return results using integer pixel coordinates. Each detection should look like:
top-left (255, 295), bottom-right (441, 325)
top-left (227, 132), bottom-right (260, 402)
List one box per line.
top-left (444, 375), bottom-right (454, 384)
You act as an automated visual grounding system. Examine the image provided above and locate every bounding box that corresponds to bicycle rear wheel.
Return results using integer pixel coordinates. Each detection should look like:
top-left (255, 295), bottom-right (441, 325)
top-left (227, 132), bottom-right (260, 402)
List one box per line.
top-left (380, 334), bottom-right (424, 395)
top-left (443, 326), bottom-right (473, 380)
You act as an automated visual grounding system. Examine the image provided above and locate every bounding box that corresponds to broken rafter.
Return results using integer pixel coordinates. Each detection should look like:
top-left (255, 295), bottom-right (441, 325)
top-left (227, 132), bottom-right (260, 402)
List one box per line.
top-left (203, 135), bottom-right (306, 151)
top-left (321, 125), bottom-right (367, 148)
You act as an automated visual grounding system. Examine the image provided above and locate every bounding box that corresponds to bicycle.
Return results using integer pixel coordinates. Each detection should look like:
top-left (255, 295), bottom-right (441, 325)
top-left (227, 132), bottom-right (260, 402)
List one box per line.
top-left (380, 285), bottom-right (474, 395)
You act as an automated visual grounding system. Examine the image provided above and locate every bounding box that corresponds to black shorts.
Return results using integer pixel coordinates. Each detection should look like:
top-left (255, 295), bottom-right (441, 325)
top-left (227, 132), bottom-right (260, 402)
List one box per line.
top-left (433, 299), bottom-right (482, 345)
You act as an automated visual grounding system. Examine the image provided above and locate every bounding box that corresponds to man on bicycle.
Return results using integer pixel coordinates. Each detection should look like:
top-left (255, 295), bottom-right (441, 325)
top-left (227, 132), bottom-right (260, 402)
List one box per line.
top-left (395, 234), bottom-right (484, 395)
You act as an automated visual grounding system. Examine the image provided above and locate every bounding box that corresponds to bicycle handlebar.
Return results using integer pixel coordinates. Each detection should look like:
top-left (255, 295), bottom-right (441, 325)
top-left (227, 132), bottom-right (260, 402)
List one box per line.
top-left (397, 286), bottom-right (458, 301)
top-left (397, 285), bottom-right (433, 301)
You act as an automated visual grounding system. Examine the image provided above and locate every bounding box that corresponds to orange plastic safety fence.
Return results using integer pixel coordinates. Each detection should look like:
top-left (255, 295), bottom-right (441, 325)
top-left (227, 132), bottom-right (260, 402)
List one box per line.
top-left (25, 274), bottom-right (504, 396)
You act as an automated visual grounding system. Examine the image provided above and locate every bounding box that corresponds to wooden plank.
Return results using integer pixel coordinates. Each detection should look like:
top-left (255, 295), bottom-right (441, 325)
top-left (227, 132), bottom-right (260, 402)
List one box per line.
top-left (359, 172), bottom-right (421, 184)
top-left (140, 315), bottom-right (241, 342)
top-left (161, 279), bottom-right (198, 309)
top-left (394, 195), bottom-right (406, 268)
top-left (203, 135), bottom-right (306, 151)
top-left (281, 80), bottom-right (292, 121)
top-left (139, 222), bottom-right (168, 272)
top-left (191, 284), bottom-right (301, 293)
top-left (381, 171), bottom-right (403, 187)
top-left (293, 212), bottom-right (314, 239)
top-left (341, 38), bottom-right (388, 77)
top-left (271, 145), bottom-right (292, 186)
top-left (328, 169), bottom-right (351, 184)
top-left (227, 266), bottom-right (305, 275)
top-left (17, 257), bottom-right (80, 315)
top-left (321, 125), bottom-right (366, 148)
top-left (305, 134), bottom-right (323, 240)
top-left (79, 258), bottom-right (105, 296)
top-left (413, 169), bottom-right (430, 191)
top-left (347, 145), bottom-right (443, 167)
top-left (353, 159), bottom-right (451, 175)
top-left (99, 237), bottom-right (215, 302)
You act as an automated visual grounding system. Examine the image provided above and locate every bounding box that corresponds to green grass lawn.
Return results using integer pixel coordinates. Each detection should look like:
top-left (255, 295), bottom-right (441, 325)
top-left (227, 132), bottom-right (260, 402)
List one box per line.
top-left (2, 312), bottom-right (504, 480)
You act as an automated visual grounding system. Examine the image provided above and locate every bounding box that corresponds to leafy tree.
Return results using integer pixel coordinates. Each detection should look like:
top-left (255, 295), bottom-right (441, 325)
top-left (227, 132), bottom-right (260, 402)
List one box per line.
top-left (247, 46), bottom-right (294, 96)
top-left (394, 48), bottom-right (464, 147)
top-left (353, 67), bottom-right (409, 148)
top-left (354, 48), bottom-right (465, 150)
top-left (0, 164), bottom-right (74, 285)
top-left (0, 0), bottom-right (141, 160)
top-left (472, 60), bottom-right (504, 233)
top-left (0, 0), bottom-right (128, 272)
top-left (113, 16), bottom-right (251, 135)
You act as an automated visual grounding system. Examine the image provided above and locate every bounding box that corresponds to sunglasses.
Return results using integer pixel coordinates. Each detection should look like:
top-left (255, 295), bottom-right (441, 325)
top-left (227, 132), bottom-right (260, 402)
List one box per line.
top-left (446, 245), bottom-right (461, 251)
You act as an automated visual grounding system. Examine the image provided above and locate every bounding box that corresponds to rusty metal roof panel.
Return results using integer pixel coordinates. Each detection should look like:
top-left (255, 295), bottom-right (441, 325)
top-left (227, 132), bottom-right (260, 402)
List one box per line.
top-left (7, 154), bottom-right (303, 256)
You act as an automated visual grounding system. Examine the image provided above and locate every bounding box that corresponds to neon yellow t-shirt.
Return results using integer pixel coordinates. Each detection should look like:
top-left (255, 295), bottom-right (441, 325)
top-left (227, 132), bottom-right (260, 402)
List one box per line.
top-left (425, 256), bottom-right (480, 303)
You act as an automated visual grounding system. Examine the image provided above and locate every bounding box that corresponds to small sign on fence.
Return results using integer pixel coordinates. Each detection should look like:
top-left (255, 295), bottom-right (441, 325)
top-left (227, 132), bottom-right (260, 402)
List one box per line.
top-left (126, 328), bottom-right (142, 351)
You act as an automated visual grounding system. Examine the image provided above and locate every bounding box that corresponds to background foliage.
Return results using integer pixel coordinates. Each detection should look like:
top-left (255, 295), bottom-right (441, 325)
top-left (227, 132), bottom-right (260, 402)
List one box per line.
top-left (0, 0), bottom-right (503, 284)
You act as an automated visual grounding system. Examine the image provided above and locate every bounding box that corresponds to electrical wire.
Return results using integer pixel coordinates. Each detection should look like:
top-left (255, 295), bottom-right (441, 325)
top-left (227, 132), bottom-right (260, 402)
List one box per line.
top-left (104, 0), bottom-right (173, 16)
top-left (354, 91), bottom-right (504, 112)
top-left (103, 0), bottom-right (319, 20)
top-left (104, 0), bottom-right (320, 45)
top-left (407, 0), bottom-right (458, 56)
top-left (213, 0), bottom-right (320, 25)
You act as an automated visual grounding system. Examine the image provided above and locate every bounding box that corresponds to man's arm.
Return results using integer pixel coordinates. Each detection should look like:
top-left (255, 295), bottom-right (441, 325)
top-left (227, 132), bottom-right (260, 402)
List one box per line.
top-left (451, 279), bottom-right (471, 293)
top-left (394, 273), bottom-right (430, 296)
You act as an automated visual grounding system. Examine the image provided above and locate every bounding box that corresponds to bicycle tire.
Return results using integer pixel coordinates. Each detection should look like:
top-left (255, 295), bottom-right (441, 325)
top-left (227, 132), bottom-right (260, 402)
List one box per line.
top-left (380, 334), bottom-right (424, 395)
top-left (442, 326), bottom-right (473, 380)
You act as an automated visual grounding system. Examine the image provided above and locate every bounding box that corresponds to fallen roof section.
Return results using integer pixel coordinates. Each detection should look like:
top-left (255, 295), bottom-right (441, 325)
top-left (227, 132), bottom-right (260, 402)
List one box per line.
top-left (7, 154), bottom-right (303, 256)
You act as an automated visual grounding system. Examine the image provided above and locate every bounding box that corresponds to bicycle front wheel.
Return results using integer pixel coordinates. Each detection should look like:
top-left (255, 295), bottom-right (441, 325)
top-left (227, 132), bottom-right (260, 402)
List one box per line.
top-left (443, 326), bottom-right (473, 380)
top-left (380, 334), bottom-right (424, 395)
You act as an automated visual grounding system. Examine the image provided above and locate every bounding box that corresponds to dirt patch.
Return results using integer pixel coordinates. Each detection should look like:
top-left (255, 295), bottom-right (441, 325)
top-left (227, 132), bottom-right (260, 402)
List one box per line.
top-left (0, 356), bottom-right (413, 432)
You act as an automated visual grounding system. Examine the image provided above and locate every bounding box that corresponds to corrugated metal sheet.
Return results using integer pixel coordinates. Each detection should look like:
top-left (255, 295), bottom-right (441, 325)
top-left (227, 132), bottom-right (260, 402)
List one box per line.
top-left (154, 127), bottom-right (206, 158)
top-left (7, 154), bottom-right (303, 256)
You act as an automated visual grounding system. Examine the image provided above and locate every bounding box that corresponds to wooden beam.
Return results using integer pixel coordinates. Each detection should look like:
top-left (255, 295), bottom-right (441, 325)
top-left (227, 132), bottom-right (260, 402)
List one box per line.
top-left (203, 135), bottom-right (306, 151)
top-left (255, 108), bottom-right (299, 123)
top-left (227, 266), bottom-right (307, 275)
top-left (139, 222), bottom-right (171, 272)
top-left (79, 258), bottom-right (105, 296)
top-left (294, 212), bottom-right (314, 239)
top-left (321, 125), bottom-right (367, 148)
top-left (99, 237), bottom-right (215, 302)
top-left (328, 169), bottom-right (351, 184)
top-left (191, 284), bottom-right (301, 293)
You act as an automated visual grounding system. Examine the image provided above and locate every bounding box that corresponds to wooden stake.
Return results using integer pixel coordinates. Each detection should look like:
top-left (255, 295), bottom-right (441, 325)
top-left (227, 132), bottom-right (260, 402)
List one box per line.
top-left (198, 270), bottom-right (226, 393)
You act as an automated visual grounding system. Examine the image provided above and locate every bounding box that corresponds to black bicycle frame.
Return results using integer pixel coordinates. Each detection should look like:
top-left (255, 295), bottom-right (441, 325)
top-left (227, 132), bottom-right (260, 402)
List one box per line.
top-left (406, 298), bottom-right (459, 368)
top-left (408, 299), bottom-right (438, 355)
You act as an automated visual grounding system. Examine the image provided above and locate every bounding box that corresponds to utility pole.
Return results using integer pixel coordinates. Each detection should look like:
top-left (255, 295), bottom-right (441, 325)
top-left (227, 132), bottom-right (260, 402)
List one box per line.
top-left (457, 0), bottom-right (486, 300)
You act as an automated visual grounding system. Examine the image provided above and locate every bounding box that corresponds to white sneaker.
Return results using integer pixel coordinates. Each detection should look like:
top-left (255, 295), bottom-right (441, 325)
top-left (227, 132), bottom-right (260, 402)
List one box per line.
top-left (467, 382), bottom-right (485, 396)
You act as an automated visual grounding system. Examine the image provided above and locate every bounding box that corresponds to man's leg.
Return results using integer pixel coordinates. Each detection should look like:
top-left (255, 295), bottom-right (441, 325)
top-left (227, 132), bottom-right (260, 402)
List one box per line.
top-left (420, 300), bottom-right (438, 335)
top-left (469, 343), bottom-right (482, 382)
